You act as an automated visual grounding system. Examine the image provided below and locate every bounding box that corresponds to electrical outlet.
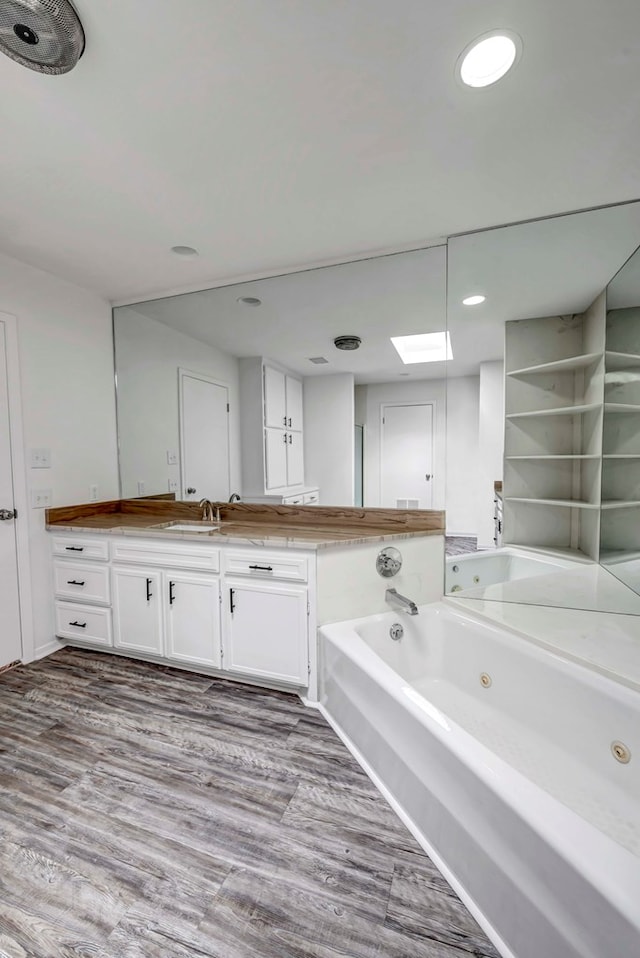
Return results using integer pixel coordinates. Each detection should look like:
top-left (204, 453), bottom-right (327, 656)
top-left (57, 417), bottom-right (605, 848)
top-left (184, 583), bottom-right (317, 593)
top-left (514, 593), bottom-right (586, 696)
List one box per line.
top-left (30, 448), bottom-right (51, 469)
top-left (137, 480), bottom-right (146, 496)
top-left (166, 450), bottom-right (178, 465)
top-left (89, 484), bottom-right (99, 501)
top-left (168, 479), bottom-right (178, 493)
top-left (31, 488), bottom-right (52, 509)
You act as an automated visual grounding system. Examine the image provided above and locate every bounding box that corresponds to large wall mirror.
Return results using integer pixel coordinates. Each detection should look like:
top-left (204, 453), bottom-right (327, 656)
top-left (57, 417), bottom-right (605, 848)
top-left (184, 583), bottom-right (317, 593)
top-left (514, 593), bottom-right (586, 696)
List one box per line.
top-left (113, 199), bottom-right (640, 616)
top-left (446, 201), bottom-right (640, 614)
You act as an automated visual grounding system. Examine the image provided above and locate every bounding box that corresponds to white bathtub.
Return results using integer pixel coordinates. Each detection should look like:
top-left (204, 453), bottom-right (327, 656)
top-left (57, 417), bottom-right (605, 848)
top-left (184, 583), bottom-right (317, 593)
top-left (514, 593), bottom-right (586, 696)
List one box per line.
top-left (319, 602), bottom-right (640, 958)
top-left (445, 546), bottom-right (581, 594)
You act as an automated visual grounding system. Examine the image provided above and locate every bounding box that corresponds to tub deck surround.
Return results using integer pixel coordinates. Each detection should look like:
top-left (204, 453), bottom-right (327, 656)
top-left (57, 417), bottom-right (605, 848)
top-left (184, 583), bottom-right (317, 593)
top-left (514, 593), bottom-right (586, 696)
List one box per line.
top-left (320, 602), bottom-right (640, 958)
top-left (46, 499), bottom-right (445, 549)
top-left (0, 648), bottom-right (500, 958)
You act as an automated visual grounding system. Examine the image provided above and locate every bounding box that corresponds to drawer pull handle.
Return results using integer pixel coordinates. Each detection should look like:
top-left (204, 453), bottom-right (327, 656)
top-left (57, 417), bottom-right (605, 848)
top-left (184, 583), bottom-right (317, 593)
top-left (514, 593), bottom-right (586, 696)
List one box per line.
top-left (169, 581), bottom-right (176, 605)
top-left (69, 621), bottom-right (87, 628)
top-left (229, 588), bottom-right (235, 613)
top-left (146, 577), bottom-right (153, 602)
top-left (67, 580), bottom-right (85, 586)
top-left (65, 546), bottom-right (84, 552)
top-left (283, 432), bottom-right (288, 443)
top-left (249, 564), bottom-right (273, 572)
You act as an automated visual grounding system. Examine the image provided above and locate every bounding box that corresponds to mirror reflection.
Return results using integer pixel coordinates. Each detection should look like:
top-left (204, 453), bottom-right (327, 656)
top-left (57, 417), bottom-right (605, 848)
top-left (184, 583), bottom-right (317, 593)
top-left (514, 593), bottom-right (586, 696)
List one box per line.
top-left (445, 202), bottom-right (640, 612)
top-left (600, 246), bottom-right (640, 595)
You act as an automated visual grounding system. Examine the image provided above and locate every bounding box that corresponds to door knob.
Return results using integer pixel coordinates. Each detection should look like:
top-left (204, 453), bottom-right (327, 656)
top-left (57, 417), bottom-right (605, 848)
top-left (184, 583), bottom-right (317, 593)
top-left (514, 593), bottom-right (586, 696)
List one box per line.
top-left (425, 474), bottom-right (432, 481)
top-left (186, 487), bottom-right (196, 495)
top-left (0, 508), bottom-right (17, 520)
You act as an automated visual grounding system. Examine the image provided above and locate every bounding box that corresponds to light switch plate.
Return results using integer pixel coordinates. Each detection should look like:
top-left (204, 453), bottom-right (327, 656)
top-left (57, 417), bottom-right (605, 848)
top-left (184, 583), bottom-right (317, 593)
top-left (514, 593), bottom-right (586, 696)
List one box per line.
top-left (168, 479), bottom-right (178, 493)
top-left (30, 448), bottom-right (51, 469)
top-left (166, 450), bottom-right (178, 465)
top-left (89, 485), bottom-right (99, 501)
top-left (31, 488), bottom-right (52, 509)
top-left (137, 480), bottom-right (145, 496)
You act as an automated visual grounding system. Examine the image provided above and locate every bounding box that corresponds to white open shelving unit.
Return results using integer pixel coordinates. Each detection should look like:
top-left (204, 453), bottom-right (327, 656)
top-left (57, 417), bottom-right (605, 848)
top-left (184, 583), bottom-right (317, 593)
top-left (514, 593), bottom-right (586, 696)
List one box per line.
top-left (503, 294), bottom-right (605, 560)
top-left (503, 293), bottom-right (640, 562)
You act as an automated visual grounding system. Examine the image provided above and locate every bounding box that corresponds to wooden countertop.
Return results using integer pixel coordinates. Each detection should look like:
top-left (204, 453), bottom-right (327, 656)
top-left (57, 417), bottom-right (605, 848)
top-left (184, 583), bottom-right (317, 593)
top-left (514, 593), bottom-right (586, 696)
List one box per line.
top-left (46, 498), bottom-right (445, 550)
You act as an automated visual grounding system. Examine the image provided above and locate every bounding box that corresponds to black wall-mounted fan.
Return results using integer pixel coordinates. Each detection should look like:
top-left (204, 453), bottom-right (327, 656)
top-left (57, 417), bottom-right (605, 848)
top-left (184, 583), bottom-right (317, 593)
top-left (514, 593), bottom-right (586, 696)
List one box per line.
top-left (0, 0), bottom-right (84, 74)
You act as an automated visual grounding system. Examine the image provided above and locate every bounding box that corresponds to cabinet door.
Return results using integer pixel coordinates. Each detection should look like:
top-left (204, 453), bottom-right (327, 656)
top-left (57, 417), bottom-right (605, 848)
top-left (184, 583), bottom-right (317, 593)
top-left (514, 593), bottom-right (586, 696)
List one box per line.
top-left (286, 431), bottom-right (305, 486)
top-left (164, 571), bottom-right (221, 668)
top-left (264, 366), bottom-right (287, 428)
top-left (223, 580), bottom-right (308, 685)
top-left (112, 566), bottom-right (163, 654)
top-left (285, 375), bottom-right (303, 431)
top-left (265, 427), bottom-right (288, 489)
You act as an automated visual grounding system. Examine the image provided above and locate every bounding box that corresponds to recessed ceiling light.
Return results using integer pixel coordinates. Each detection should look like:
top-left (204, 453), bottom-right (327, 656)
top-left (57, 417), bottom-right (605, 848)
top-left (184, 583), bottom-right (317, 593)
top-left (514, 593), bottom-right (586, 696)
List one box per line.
top-left (457, 31), bottom-right (522, 88)
top-left (391, 332), bottom-right (453, 365)
top-left (171, 245), bottom-right (199, 257)
top-left (237, 296), bottom-right (262, 306)
top-left (462, 294), bottom-right (486, 306)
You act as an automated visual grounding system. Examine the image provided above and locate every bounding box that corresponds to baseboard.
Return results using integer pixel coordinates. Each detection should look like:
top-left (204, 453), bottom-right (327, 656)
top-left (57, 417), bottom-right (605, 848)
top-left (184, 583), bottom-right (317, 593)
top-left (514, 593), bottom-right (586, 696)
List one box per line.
top-left (30, 638), bottom-right (66, 662)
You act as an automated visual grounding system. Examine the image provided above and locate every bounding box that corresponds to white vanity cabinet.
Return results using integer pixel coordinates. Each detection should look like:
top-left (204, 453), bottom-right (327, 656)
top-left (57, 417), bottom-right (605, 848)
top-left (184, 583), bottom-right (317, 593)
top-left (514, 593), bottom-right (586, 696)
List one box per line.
top-left (52, 534), bottom-right (113, 646)
top-left (51, 533), bottom-right (312, 690)
top-left (111, 538), bottom-right (222, 666)
top-left (223, 549), bottom-right (310, 685)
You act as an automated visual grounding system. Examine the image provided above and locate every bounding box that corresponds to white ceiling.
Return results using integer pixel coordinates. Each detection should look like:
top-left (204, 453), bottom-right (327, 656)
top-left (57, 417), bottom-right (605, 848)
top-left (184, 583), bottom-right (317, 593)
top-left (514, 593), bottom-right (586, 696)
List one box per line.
top-left (2, 1), bottom-right (640, 302)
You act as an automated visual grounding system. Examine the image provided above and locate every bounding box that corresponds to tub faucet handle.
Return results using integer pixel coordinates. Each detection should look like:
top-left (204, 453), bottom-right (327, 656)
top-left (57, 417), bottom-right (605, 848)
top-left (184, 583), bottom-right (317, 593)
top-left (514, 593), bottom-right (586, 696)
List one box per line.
top-left (377, 546), bottom-right (402, 578)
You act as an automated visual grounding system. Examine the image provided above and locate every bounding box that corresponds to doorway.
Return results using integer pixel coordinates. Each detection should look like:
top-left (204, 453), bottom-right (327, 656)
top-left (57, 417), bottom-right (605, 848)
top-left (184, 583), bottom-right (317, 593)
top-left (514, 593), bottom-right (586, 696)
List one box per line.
top-left (380, 403), bottom-right (434, 509)
top-left (179, 369), bottom-right (230, 501)
top-left (0, 315), bottom-right (24, 666)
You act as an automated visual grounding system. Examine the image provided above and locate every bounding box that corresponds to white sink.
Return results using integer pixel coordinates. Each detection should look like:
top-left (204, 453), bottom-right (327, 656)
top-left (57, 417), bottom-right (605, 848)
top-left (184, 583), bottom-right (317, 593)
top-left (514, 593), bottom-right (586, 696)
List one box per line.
top-left (153, 522), bottom-right (220, 533)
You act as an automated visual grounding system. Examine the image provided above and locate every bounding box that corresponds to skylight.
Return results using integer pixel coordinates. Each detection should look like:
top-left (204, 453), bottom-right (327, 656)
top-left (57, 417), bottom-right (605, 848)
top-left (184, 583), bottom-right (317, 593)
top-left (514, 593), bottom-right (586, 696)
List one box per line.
top-left (391, 331), bottom-right (453, 364)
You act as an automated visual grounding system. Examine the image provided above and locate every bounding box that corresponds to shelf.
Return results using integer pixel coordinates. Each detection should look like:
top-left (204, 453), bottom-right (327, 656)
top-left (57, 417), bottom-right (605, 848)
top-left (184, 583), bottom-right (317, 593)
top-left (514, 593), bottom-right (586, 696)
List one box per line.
top-left (601, 500), bottom-right (640, 511)
top-left (506, 455), bottom-right (599, 461)
top-left (604, 403), bottom-right (640, 414)
top-left (507, 352), bottom-right (601, 377)
top-left (505, 497), bottom-right (600, 510)
top-left (603, 454), bottom-right (640, 459)
top-left (506, 403), bottom-right (601, 420)
top-left (605, 351), bottom-right (640, 371)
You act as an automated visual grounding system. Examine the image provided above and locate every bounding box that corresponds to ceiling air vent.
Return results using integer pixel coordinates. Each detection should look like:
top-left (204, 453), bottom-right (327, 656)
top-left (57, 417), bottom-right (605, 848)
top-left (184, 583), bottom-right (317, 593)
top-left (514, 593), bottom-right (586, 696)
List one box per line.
top-left (0, 0), bottom-right (85, 75)
top-left (308, 357), bottom-right (329, 364)
top-left (334, 335), bottom-right (362, 351)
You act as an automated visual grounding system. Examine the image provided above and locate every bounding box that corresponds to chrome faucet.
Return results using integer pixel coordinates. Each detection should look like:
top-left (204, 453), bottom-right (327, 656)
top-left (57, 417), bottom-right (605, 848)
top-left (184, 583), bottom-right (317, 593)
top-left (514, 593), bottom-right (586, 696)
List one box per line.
top-left (385, 587), bottom-right (419, 615)
top-left (199, 498), bottom-right (215, 521)
top-left (228, 492), bottom-right (241, 502)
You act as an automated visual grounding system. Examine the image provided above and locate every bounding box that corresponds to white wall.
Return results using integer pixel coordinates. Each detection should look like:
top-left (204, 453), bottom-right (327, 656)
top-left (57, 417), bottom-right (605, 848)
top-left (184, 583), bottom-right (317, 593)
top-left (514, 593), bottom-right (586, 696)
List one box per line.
top-left (1, 251), bottom-right (119, 660)
top-left (303, 374), bottom-right (355, 505)
top-left (445, 375), bottom-right (480, 536)
top-left (477, 361), bottom-right (504, 548)
top-left (317, 534), bottom-right (444, 624)
top-left (115, 308), bottom-right (241, 499)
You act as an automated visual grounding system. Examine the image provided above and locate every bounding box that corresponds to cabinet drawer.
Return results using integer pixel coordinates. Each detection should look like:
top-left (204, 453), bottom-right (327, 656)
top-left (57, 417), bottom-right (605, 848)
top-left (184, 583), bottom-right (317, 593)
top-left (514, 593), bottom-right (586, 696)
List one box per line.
top-left (53, 561), bottom-right (110, 605)
top-left (303, 491), bottom-right (319, 505)
top-left (111, 538), bottom-right (220, 572)
top-left (225, 551), bottom-right (308, 582)
top-left (55, 601), bottom-right (112, 646)
top-left (51, 536), bottom-right (109, 561)
top-left (283, 493), bottom-right (304, 505)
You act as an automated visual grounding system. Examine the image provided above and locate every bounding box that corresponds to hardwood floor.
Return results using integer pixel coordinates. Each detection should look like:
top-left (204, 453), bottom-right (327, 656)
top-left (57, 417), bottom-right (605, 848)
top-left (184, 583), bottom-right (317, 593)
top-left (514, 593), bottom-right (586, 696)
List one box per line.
top-left (0, 649), bottom-right (499, 958)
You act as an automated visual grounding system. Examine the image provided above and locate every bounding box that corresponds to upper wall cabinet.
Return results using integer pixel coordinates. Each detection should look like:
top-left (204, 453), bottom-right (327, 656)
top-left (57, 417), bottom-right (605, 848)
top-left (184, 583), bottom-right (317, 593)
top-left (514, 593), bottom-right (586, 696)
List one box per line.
top-left (240, 358), bottom-right (306, 496)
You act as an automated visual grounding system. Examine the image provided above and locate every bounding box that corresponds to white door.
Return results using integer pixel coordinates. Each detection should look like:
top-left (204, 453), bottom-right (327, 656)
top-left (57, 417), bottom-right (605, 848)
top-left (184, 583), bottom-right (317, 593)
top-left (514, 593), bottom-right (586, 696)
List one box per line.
top-left (264, 366), bottom-right (287, 428)
top-left (381, 403), bottom-right (434, 508)
top-left (285, 375), bottom-right (303, 431)
top-left (180, 371), bottom-right (230, 501)
top-left (164, 570), bottom-right (221, 668)
top-left (112, 566), bottom-right (163, 654)
top-left (0, 320), bottom-right (21, 666)
top-left (265, 427), bottom-right (288, 489)
top-left (223, 580), bottom-right (308, 684)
